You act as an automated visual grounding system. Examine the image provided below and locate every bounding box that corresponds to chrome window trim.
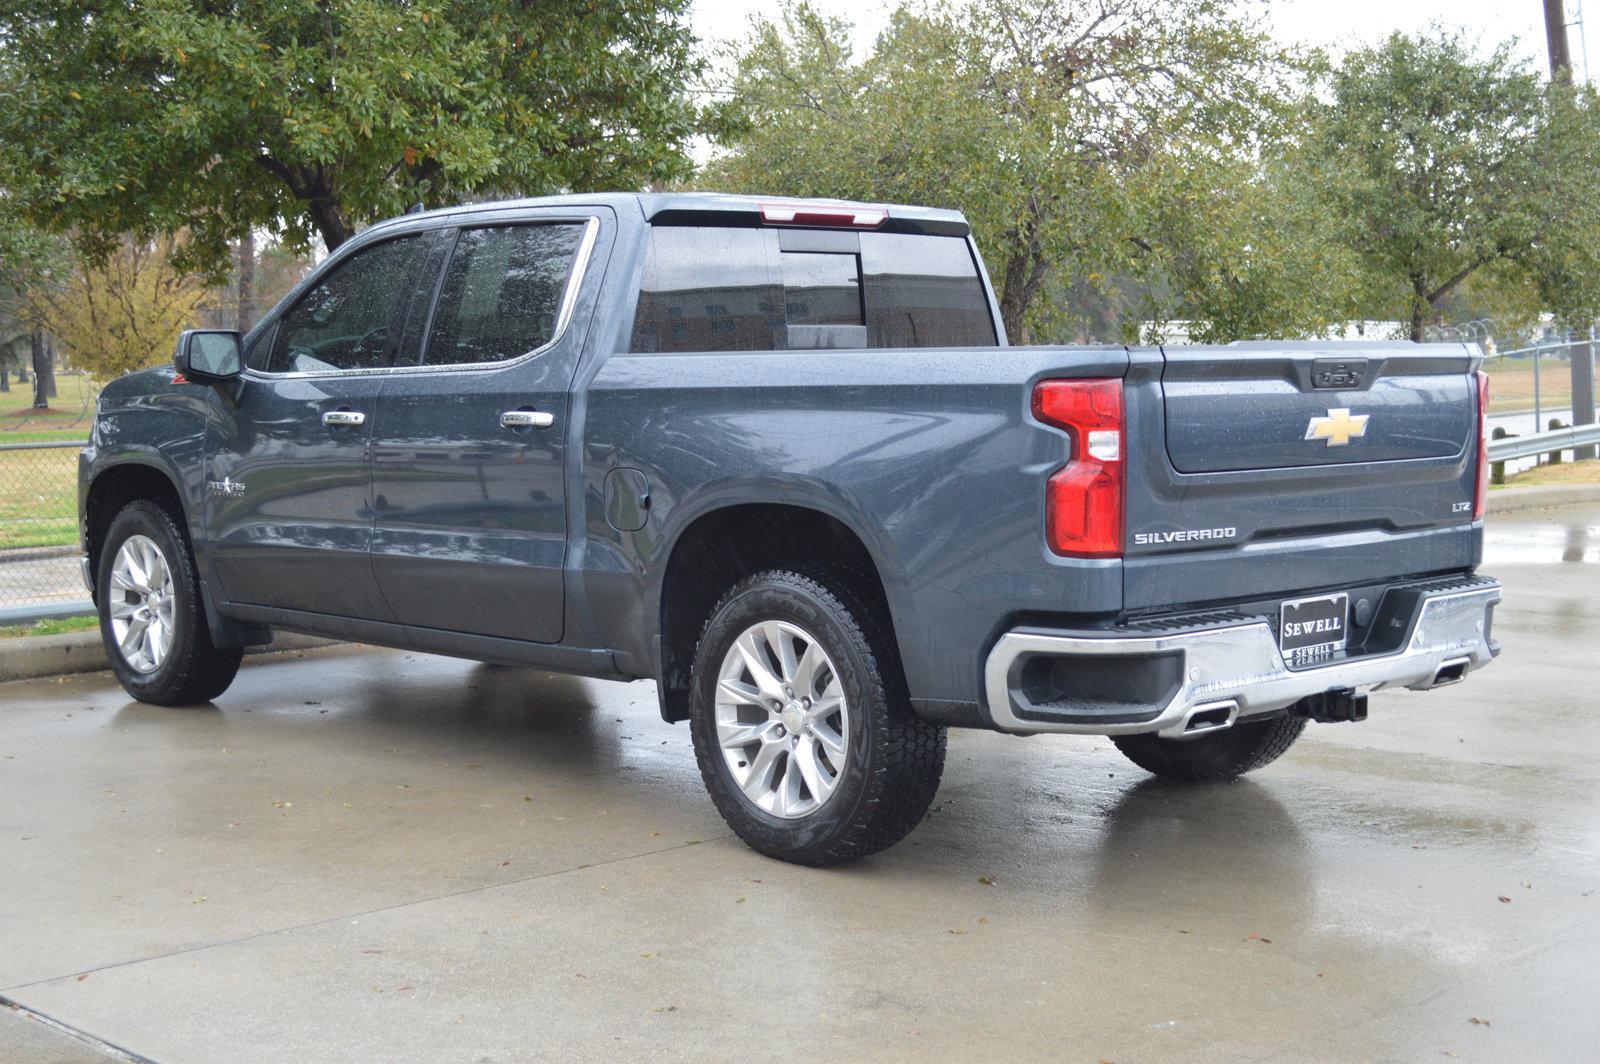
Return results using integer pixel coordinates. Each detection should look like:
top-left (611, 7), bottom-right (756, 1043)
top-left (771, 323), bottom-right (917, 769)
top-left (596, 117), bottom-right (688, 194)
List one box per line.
top-left (242, 215), bottom-right (602, 381)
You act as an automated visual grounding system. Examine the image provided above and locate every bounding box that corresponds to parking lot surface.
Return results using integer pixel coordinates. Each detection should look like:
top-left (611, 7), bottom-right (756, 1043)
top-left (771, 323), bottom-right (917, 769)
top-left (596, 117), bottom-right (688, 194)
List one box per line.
top-left (2, 509), bottom-right (1598, 1063)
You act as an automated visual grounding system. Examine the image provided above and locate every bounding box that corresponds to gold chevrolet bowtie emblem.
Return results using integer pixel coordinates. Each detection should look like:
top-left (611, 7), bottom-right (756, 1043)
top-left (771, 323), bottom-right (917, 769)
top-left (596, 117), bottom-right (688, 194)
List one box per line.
top-left (1305, 408), bottom-right (1369, 447)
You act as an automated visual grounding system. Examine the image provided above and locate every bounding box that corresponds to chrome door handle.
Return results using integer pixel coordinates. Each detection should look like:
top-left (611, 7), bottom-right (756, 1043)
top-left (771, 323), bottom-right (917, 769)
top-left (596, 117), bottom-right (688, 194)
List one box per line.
top-left (500, 410), bottom-right (554, 429)
top-left (322, 410), bottom-right (366, 427)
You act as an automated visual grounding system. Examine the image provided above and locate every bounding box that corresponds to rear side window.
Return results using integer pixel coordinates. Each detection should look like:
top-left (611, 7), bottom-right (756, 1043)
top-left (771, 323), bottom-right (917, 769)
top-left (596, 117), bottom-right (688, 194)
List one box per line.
top-left (861, 233), bottom-right (996, 348)
top-left (629, 227), bottom-right (782, 354)
top-left (628, 226), bottom-right (996, 353)
top-left (424, 224), bottom-right (588, 366)
top-left (267, 235), bottom-right (425, 373)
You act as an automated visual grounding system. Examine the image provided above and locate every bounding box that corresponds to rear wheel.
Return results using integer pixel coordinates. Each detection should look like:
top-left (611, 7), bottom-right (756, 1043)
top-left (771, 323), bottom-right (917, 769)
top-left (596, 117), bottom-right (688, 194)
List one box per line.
top-left (1111, 714), bottom-right (1306, 782)
top-left (688, 569), bottom-right (946, 865)
top-left (98, 499), bottom-right (242, 705)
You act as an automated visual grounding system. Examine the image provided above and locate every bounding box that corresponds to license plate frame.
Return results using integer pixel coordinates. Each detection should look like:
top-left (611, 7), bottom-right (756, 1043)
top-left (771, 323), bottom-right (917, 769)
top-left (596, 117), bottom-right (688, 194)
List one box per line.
top-left (1278, 592), bottom-right (1350, 666)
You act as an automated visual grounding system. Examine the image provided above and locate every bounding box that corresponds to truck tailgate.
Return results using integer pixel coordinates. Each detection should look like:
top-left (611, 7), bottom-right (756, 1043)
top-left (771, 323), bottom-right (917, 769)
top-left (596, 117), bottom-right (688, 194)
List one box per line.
top-left (1163, 347), bottom-right (1474, 471)
top-left (1122, 342), bottom-right (1482, 613)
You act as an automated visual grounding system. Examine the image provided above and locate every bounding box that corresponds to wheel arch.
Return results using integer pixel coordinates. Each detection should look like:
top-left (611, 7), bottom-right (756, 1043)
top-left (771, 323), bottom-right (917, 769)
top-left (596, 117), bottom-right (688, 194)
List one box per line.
top-left (653, 500), bottom-right (903, 724)
top-left (84, 460), bottom-right (190, 601)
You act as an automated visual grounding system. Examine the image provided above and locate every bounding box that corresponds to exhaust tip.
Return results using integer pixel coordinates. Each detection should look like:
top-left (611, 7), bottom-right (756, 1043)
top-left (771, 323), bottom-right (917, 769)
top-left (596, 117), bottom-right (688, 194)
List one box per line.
top-left (1431, 657), bottom-right (1470, 688)
top-left (1180, 700), bottom-right (1239, 737)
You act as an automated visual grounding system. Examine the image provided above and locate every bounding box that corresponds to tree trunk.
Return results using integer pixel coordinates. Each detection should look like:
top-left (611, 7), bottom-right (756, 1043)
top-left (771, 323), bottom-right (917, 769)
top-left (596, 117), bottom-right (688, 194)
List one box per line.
top-left (1409, 273), bottom-right (1428, 342)
top-left (44, 334), bottom-right (57, 398)
top-left (0, 365), bottom-right (9, 392)
top-left (997, 253), bottom-right (1031, 343)
top-left (998, 249), bottom-right (1052, 345)
top-left (236, 233), bottom-right (257, 334)
top-left (30, 325), bottom-right (52, 409)
top-left (308, 194), bottom-right (353, 252)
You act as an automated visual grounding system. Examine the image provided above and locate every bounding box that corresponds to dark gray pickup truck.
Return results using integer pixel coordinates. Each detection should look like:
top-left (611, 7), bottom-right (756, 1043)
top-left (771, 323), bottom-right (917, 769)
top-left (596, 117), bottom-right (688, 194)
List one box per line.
top-left (79, 192), bottom-right (1501, 864)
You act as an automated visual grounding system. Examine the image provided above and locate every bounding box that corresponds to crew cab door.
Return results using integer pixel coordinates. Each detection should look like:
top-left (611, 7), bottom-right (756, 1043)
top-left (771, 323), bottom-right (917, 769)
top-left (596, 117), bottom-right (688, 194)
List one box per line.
top-left (207, 232), bottom-right (442, 619)
top-left (368, 211), bottom-right (605, 643)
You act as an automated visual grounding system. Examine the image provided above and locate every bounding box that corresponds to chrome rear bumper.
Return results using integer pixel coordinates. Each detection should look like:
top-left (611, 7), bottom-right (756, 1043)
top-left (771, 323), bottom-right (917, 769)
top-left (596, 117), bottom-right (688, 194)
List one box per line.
top-left (983, 578), bottom-right (1500, 738)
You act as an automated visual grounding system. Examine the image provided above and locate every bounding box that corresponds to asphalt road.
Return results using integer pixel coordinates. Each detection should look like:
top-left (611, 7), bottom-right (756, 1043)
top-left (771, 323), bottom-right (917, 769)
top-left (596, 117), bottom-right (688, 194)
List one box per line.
top-left (1, 510), bottom-right (1597, 1063)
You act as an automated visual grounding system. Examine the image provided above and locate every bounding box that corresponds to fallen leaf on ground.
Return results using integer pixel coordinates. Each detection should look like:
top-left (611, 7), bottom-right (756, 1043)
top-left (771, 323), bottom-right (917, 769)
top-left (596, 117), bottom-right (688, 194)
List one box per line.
top-left (1469, 1017), bottom-right (1492, 1026)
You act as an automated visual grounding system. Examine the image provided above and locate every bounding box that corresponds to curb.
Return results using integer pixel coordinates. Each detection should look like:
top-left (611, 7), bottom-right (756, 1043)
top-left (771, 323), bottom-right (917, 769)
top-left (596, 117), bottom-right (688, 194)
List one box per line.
top-left (1487, 483), bottom-right (1600, 514)
top-left (0, 630), bottom-right (343, 685)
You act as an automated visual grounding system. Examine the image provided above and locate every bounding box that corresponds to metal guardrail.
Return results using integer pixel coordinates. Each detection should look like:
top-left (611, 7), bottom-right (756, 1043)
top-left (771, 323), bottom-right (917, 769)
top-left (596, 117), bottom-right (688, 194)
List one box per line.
top-left (0, 438), bottom-right (92, 626)
top-left (1486, 422), bottom-right (1600, 463)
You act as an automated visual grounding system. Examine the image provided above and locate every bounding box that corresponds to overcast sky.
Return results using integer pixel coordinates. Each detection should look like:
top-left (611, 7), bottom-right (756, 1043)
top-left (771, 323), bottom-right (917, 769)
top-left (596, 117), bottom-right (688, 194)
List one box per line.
top-left (691, 0), bottom-right (1596, 79)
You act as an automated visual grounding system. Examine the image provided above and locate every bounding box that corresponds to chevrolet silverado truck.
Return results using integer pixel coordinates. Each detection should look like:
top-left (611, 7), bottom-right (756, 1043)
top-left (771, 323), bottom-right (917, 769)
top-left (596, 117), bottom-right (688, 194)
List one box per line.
top-left (79, 193), bottom-right (1501, 865)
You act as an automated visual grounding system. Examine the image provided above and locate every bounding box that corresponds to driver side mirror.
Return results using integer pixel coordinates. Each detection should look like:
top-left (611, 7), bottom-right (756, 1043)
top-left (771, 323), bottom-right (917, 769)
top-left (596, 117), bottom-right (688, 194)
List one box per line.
top-left (175, 329), bottom-right (243, 382)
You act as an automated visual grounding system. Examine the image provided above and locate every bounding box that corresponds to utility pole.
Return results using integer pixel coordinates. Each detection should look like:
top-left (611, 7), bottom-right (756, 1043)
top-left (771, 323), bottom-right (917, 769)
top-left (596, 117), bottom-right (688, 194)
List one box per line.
top-left (1545, 0), bottom-right (1597, 458)
top-left (1547, 0), bottom-right (1574, 75)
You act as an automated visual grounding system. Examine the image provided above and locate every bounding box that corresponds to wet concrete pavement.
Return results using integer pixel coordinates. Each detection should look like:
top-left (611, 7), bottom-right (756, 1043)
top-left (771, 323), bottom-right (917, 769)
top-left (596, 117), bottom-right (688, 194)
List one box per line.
top-left (1, 510), bottom-right (1597, 1063)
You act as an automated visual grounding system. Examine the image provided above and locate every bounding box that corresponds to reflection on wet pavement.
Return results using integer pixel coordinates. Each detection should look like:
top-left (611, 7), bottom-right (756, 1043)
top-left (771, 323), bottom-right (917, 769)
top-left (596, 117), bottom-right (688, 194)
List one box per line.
top-left (1484, 512), bottom-right (1600, 564)
top-left (2, 511), bottom-right (1599, 1062)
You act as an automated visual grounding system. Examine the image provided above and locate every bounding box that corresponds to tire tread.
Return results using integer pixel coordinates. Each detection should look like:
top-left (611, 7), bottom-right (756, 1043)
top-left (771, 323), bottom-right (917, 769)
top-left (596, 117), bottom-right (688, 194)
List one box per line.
top-left (689, 566), bottom-right (945, 865)
top-left (1111, 714), bottom-right (1306, 782)
top-left (101, 498), bottom-right (242, 705)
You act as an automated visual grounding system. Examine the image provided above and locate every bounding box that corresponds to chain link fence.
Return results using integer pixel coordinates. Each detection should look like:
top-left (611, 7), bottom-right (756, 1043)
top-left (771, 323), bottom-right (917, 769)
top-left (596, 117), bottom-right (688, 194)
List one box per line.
top-left (0, 439), bottom-right (89, 620)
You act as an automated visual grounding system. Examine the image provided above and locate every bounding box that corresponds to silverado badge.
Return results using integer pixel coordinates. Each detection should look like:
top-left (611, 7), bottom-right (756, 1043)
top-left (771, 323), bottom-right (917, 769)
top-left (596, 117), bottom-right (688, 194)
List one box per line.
top-left (1305, 408), bottom-right (1369, 447)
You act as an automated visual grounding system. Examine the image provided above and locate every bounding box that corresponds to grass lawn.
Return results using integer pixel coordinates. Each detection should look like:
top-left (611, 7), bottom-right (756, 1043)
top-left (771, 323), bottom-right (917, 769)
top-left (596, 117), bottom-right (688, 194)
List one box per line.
top-left (0, 372), bottom-right (96, 549)
top-left (0, 371), bottom-right (98, 441)
top-left (1483, 356), bottom-right (1580, 416)
top-left (0, 443), bottom-right (80, 549)
top-left (1497, 456), bottom-right (1600, 488)
top-left (0, 615), bottom-right (98, 639)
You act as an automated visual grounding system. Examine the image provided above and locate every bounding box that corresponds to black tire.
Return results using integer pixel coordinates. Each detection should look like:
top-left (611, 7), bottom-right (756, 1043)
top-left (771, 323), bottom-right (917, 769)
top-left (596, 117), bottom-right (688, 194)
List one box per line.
top-left (97, 498), bottom-right (243, 705)
top-left (688, 568), bottom-right (946, 865)
top-left (1111, 714), bottom-right (1307, 782)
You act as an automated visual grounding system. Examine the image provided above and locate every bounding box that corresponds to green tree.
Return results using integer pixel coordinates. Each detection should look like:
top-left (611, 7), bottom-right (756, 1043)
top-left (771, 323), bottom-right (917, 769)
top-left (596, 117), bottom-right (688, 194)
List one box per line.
top-left (0, 0), bottom-right (704, 275)
top-left (27, 235), bottom-right (212, 380)
top-left (1301, 31), bottom-right (1600, 342)
top-left (0, 217), bottom-right (62, 395)
top-left (707, 0), bottom-right (1307, 341)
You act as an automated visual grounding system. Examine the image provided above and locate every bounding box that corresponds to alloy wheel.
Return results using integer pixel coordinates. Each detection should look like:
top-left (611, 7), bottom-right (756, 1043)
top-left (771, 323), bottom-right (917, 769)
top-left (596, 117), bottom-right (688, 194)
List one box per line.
top-left (108, 534), bottom-right (175, 675)
top-left (714, 620), bottom-right (850, 819)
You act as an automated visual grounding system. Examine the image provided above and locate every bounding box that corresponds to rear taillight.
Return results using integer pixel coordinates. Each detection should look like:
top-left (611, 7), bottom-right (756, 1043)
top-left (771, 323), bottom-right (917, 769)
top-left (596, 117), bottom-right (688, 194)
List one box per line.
top-left (1033, 379), bottom-right (1125, 558)
top-left (1473, 370), bottom-right (1490, 519)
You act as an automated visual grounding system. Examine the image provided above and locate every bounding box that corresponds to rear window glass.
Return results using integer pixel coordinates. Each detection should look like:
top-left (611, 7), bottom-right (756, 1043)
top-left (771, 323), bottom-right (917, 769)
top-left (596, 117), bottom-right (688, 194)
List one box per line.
top-left (781, 252), bottom-right (863, 326)
top-left (628, 226), bottom-right (996, 353)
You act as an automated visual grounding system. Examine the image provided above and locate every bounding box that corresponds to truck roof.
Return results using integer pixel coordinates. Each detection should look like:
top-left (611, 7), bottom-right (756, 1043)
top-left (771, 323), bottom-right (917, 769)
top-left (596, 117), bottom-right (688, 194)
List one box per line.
top-left (366, 191), bottom-right (970, 237)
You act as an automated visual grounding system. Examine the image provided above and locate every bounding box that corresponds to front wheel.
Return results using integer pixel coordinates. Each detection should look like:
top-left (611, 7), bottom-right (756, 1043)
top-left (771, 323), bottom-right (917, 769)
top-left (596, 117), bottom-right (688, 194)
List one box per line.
top-left (98, 499), bottom-right (243, 705)
top-left (688, 569), bottom-right (946, 865)
top-left (1111, 714), bottom-right (1307, 782)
